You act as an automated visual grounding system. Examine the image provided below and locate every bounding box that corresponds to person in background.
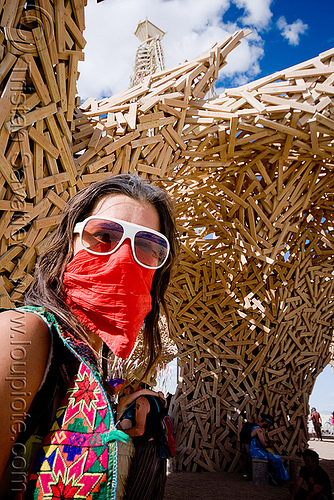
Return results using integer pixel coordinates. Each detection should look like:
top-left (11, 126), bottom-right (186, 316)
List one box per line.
top-left (289, 449), bottom-right (332, 500)
top-left (249, 413), bottom-right (289, 484)
top-left (123, 388), bottom-right (167, 500)
top-left (310, 408), bottom-right (323, 441)
top-left (115, 383), bottom-right (165, 500)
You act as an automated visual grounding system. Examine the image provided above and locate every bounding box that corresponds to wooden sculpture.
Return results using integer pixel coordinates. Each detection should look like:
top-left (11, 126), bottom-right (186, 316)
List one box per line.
top-left (0, 1), bottom-right (333, 473)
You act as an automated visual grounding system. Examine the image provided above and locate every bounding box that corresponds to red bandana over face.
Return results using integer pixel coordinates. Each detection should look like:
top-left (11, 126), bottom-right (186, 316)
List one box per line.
top-left (63, 241), bottom-right (155, 359)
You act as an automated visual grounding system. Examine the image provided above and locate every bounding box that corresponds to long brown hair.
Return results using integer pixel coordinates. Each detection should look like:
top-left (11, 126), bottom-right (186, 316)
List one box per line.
top-left (25, 174), bottom-right (179, 375)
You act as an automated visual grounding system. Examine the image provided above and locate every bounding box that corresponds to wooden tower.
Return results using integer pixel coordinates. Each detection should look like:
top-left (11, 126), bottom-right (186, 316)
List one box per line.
top-left (130, 19), bottom-right (165, 87)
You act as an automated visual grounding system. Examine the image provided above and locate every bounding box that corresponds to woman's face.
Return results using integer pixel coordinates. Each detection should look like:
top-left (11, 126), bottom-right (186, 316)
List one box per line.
top-left (73, 194), bottom-right (161, 256)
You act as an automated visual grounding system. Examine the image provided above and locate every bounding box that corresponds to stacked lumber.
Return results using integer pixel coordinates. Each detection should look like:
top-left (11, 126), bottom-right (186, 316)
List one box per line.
top-left (78, 43), bottom-right (334, 472)
top-left (0, 0), bottom-right (333, 473)
top-left (0, 0), bottom-right (86, 305)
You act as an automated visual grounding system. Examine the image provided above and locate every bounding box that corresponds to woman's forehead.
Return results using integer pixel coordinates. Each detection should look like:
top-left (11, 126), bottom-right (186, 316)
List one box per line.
top-left (90, 194), bottom-right (161, 232)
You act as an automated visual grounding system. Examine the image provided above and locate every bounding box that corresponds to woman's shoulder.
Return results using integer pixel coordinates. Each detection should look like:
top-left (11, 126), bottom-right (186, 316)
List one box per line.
top-left (0, 309), bottom-right (51, 480)
top-left (134, 395), bottom-right (151, 410)
top-left (0, 308), bottom-right (51, 397)
top-left (0, 308), bottom-right (51, 365)
top-left (0, 308), bottom-right (50, 338)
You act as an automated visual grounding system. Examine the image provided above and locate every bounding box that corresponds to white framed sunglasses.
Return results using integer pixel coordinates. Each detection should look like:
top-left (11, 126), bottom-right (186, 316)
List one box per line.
top-left (73, 216), bottom-right (170, 270)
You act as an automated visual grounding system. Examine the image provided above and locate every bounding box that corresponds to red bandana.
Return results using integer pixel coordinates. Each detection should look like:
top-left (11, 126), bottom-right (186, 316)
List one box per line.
top-left (62, 242), bottom-right (155, 358)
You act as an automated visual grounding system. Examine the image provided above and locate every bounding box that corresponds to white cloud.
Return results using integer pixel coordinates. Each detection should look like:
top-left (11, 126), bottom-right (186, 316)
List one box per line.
top-left (218, 29), bottom-right (264, 82)
top-left (233, 0), bottom-right (273, 29)
top-left (277, 16), bottom-right (308, 46)
top-left (77, 0), bottom-right (272, 100)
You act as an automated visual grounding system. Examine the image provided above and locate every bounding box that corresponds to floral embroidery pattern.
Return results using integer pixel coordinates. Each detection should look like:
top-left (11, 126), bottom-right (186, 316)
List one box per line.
top-left (27, 363), bottom-right (113, 499)
top-left (18, 307), bottom-right (118, 500)
top-left (50, 477), bottom-right (80, 499)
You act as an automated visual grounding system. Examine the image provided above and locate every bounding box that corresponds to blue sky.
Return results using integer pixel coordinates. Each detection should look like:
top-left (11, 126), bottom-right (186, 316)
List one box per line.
top-left (78, 0), bottom-right (334, 411)
top-left (218, 0), bottom-right (334, 88)
top-left (78, 0), bottom-right (334, 99)
top-left (310, 364), bottom-right (334, 414)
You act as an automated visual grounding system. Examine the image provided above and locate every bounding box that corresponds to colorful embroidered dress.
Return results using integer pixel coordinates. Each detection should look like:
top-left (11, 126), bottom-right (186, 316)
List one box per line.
top-left (15, 306), bottom-right (128, 500)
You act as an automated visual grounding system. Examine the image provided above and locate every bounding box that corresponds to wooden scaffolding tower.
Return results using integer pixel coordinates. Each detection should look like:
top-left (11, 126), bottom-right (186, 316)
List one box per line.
top-left (130, 19), bottom-right (165, 87)
top-left (0, 0), bottom-right (333, 474)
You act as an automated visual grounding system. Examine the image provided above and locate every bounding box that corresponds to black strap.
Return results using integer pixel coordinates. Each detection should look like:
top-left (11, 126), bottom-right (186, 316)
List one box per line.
top-left (115, 400), bottom-right (136, 427)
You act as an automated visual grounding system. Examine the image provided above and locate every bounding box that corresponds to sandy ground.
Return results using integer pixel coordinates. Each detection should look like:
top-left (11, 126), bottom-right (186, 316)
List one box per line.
top-left (164, 439), bottom-right (334, 500)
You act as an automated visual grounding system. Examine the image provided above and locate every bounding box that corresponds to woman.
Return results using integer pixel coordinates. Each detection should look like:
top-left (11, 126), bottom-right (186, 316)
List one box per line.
top-left (115, 383), bottom-right (166, 500)
top-left (123, 390), bottom-right (167, 500)
top-left (0, 174), bottom-right (178, 499)
top-left (249, 413), bottom-right (289, 484)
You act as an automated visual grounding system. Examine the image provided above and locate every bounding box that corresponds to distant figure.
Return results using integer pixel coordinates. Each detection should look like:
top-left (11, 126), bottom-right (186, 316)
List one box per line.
top-left (123, 393), bottom-right (167, 500)
top-left (289, 449), bottom-right (333, 500)
top-left (310, 407), bottom-right (323, 441)
top-left (116, 383), bottom-right (166, 500)
top-left (249, 413), bottom-right (289, 484)
top-left (331, 411), bottom-right (334, 425)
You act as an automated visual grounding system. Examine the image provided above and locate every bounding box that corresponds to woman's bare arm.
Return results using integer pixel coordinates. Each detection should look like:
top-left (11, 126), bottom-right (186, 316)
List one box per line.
top-left (0, 310), bottom-right (50, 481)
top-left (252, 427), bottom-right (268, 447)
top-left (117, 388), bottom-right (165, 414)
top-left (122, 396), bottom-right (150, 437)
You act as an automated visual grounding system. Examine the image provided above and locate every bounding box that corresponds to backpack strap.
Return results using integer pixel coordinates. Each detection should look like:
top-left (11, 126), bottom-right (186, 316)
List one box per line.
top-left (115, 400), bottom-right (136, 427)
top-left (151, 396), bottom-right (161, 414)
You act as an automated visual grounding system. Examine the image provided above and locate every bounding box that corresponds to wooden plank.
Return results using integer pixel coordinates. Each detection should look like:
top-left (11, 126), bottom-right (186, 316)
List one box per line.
top-left (32, 214), bottom-right (62, 230)
top-left (125, 102), bottom-right (137, 130)
top-left (315, 112), bottom-right (334, 131)
top-left (28, 124), bottom-right (59, 158)
top-left (6, 102), bottom-right (57, 133)
top-left (260, 93), bottom-right (315, 113)
top-left (0, 0), bottom-right (20, 27)
top-left (19, 130), bottom-right (36, 199)
top-left (35, 172), bottom-right (70, 190)
top-left (67, 53), bottom-right (80, 122)
top-left (286, 67), bottom-right (334, 78)
top-left (64, 9), bottom-right (86, 49)
top-left (56, 61), bottom-right (67, 111)
top-left (86, 153), bottom-right (115, 174)
top-left (0, 200), bottom-right (32, 211)
top-left (104, 130), bottom-right (140, 155)
top-left (60, 135), bottom-right (77, 186)
top-left (56, 108), bottom-right (72, 144)
top-left (137, 116), bottom-right (175, 131)
top-left (33, 27), bottom-right (60, 103)
top-left (0, 58), bottom-right (27, 130)
top-left (71, 0), bottom-right (85, 32)
top-left (88, 122), bottom-right (104, 149)
top-left (45, 115), bottom-right (76, 185)
top-left (314, 82), bottom-right (334, 95)
top-left (131, 134), bottom-right (163, 149)
top-left (23, 53), bottom-right (51, 106)
top-left (0, 52), bottom-right (16, 86)
top-left (36, 0), bottom-right (58, 65)
top-left (33, 119), bottom-right (44, 202)
top-left (227, 116), bottom-right (239, 155)
top-left (4, 197), bottom-right (51, 239)
top-left (255, 116), bottom-right (309, 141)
